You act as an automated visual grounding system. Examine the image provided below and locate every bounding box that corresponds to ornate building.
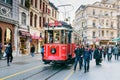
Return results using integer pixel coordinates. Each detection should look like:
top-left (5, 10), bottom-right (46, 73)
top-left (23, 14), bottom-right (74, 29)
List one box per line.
top-left (74, 0), bottom-right (119, 46)
top-left (29, 0), bottom-right (58, 53)
top-left (0, 0), bottom-right (19, 56)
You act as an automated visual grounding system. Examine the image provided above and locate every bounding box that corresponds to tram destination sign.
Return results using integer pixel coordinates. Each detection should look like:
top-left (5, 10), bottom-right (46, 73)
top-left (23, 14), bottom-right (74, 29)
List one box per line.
top-left (48, 21), bottom-right (62, 26)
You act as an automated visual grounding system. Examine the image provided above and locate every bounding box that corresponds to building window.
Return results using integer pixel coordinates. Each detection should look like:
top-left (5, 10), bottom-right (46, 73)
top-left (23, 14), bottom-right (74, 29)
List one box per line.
top-left (39, 17), bottom-right (41, 27)
top-left (34, 14), bottom-right (37, 27)
top-left (46, 5), bottom-right (47, 13)
top-left (21, 12), bottom-right (26, 25)
top-left (43, 2), bottom-right (45, 12)
top-left (30, 12), bottom-right (33, 26)
top-left (40, 0), bottom-right (42, 10)
top-left (106, 20), bottom-right (109, 26)
top-left (102, 30), bottom-right (104, 36)
top-left (52, 9), bottom-right (54, 17)
top-left (30, 0), bottom-right (33, 5)
top-left (82, 22), bottom-right (84, 28)
top-left (0, 0), bottom-right (12, 5)
top-left (35, 0), bottom-right (37, 8)
top-left (93, 20), bottom-right (96, 27)
top-left (93, 9), bottom-right (95, 15)
top-left (111, 22), bottom-right (113, 28)
top-left (93, 31), bottom-right (95, 38)
top-left (111, 12), bottom-right (113, 17)
top-left (4, 28), bottom-right (12, 44)
top-left (82, 13), bottom-right (83, 17)
top-left (111, 32), bottom-right (113, 37)
top-left (21, 0), bottom-right (25, 6)
top-left (106, 31), bottom-right (108, 36)
top-left (43, 17), bottom-right (46, 27)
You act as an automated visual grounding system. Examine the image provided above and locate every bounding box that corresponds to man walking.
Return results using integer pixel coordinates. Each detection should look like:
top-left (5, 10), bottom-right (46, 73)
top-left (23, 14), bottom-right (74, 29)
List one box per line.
top-left (83, 45), bottom-right (92, 73)
top-left (113, 45), bottom-right (119, 60)
top-left (107, 46), bottom-right (112, 61)
top-left (30, 44), bottom-right (35, 57)
top-left (74, 45), bottom-right (83, 71)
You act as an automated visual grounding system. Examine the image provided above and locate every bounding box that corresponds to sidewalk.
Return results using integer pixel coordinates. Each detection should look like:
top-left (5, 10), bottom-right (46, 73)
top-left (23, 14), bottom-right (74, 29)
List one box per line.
top-left (0, 53), bottom-right (42, 68)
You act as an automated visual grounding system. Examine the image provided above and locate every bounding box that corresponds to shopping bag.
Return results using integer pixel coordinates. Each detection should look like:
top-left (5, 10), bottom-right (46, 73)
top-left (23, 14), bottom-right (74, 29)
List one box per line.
top-left (3, 52), bottom-right (6, 57)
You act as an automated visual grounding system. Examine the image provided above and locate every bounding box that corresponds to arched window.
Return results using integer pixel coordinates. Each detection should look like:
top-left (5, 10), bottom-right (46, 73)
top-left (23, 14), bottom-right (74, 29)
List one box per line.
top-left (0, 28), bottom-right (2, 42)
top-left (4, 28), bottom-right (12, 44)
top-left (30, 12), bottom-right (33, 26)
top-left (21, 12), bottom-right (26, 25)
top-left (34, 14), bottom-right (37, 27)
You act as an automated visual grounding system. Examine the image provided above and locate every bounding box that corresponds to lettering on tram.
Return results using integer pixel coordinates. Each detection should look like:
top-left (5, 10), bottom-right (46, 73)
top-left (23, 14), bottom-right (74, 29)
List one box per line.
top-left (43, 21), bottom-right (76, 64)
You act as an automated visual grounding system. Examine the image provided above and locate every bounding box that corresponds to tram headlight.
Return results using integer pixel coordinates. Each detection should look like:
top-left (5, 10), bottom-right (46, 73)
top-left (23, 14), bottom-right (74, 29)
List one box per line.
top-left (51, 48), bottom-right (56, 54)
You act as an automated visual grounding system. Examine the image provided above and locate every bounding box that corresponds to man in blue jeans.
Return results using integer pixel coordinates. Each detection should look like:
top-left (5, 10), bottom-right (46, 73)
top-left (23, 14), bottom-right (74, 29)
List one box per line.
top-left (83, 45), bottom-right (92, 73)
top-left (74, 45), bottom-right (83, 71)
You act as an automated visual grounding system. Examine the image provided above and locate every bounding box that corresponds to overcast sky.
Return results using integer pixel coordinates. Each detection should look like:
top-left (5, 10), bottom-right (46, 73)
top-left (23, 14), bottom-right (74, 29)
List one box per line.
top-left (49, 0), bottom-right (101, 21)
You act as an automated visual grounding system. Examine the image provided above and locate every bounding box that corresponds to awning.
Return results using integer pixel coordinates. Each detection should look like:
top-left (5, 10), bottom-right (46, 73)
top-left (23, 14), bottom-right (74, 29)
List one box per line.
top-left (31, 34), bottom-right (43, 40)
top-left (112, 37), bottom-right (120, 42)
top-left (19, 31), bottom-right (31, 37)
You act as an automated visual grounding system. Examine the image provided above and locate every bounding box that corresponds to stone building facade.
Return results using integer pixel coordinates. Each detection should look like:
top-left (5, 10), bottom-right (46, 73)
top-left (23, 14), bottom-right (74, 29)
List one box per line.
top-left (74, 0), bottom-right (120, 46)
top-left (0, 0), bottom-right (19, 56)
top-left (29, 0), bottom-right (58, 53)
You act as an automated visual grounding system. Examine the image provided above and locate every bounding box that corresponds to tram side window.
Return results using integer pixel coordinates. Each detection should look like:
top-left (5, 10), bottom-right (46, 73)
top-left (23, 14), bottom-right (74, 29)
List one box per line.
top-left (61, 30), bottom-right (65, 44)
top-left (48, 30), bottom-right (53, 43)
top-left (54, 31), bottom-right (60, 43)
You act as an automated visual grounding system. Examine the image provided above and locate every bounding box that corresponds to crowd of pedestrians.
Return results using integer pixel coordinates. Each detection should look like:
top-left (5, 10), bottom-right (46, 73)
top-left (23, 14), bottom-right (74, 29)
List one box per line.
top-left (73, 44), bottom-right (120, 73)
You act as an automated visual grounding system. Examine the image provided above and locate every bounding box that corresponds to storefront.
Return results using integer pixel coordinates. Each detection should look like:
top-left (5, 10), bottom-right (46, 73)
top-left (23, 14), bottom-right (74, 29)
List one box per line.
top-left (19, 30), bottom-right (31, 54)
top-left (100, 40), bottom-right (116, 46)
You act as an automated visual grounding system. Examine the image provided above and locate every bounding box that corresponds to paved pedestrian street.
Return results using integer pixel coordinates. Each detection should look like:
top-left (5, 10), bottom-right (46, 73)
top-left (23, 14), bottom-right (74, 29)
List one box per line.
top-left (65, 59), bottom-right (120, 80)
top-left (0, 54), bottom-right (120, 80)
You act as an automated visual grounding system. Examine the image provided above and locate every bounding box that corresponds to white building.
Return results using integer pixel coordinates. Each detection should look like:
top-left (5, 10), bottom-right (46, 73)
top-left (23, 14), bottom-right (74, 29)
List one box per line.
top-left (74, 0), bottom-right (119, 46)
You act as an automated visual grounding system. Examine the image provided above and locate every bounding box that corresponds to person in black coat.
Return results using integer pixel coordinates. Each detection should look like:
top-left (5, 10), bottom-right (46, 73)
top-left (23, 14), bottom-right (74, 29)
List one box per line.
top-left (94, 46), bottom-right (102, 65)
top-left (74, 45), bottom-right (83, 71)
top-left (5, 43), bottom-right (13, 66)
top-left (30, 44), bottom-right (35, 57)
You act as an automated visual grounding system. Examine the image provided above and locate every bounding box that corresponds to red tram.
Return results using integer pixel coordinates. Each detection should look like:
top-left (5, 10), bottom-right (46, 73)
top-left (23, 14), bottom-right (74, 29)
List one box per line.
top-left (43, 21), bottom-right (76, 64)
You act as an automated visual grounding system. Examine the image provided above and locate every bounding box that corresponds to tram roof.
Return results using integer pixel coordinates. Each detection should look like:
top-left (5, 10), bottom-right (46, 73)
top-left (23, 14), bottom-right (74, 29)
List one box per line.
top-left (44, 21), bottom-right (72, 29)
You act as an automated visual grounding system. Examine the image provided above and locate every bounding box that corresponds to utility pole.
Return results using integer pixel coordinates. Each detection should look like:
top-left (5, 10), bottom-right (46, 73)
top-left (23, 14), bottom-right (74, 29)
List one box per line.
top-left (57, 4), bottom-right (74, 24)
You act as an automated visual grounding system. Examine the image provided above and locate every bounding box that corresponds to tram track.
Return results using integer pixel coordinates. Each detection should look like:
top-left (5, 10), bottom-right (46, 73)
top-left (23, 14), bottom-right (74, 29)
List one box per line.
top-left (44, 66), bottom-right (65, 80)
top-left (22, 67), bottom-right (50, 80)
top-left (22, 64), bottom-right (67, 80)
